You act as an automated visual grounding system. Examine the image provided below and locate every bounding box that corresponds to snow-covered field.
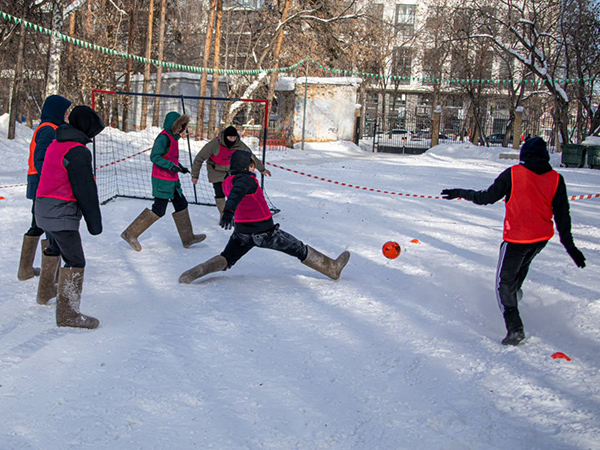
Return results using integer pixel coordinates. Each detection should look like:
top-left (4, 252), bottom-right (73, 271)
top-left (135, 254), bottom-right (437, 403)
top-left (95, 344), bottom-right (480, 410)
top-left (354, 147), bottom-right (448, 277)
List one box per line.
top-left (1, 114), bottom-right (600, 449)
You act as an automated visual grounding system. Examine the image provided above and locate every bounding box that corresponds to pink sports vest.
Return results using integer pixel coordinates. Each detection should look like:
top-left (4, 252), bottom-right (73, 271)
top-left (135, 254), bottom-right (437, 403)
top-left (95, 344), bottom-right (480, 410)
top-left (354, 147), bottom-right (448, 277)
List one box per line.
top-left (152, 131), bottom-right (179, 181)
top-left (210, 144), bottom-right (236, 166)
top-left (36, 140), bottom-right (81, 201)
top-left (223, 175), bottom-right (273, 223)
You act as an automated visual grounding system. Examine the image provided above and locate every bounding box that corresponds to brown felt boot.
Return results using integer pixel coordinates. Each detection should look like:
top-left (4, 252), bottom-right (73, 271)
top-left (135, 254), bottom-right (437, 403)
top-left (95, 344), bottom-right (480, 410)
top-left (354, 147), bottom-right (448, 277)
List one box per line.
top-left (56, 267), bottom-right (99, 329)
top-left (172, 208), bottom-right (206, 248)
top-left (179, 255), bottom-right (227, 284)
top-left (36, 251), bottom-right (61, 305)
top-left (120, 208), bottom-right (160, 251)
top-left (301, 246), bottom-right (350, 280)
top-left (215, 197), bottom-right (226, 219)
top-left (18, 234), bottom-right (42, 281)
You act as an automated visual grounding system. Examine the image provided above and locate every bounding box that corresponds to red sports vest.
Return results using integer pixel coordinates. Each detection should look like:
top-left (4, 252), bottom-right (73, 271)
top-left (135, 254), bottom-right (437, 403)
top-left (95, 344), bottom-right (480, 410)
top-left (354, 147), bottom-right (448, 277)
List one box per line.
top-left (223, 175), bottom-right (273, 223)
top-left (152, 131), bottom-right (179, 181)
top-left (210, 144), bottom-right (236, 166)
top-left (36, 140), bottom-right (82, 201)
top-left (28, 122), bottom-right (59, 175)
top-left (503, 165), bottom-right (559, 243)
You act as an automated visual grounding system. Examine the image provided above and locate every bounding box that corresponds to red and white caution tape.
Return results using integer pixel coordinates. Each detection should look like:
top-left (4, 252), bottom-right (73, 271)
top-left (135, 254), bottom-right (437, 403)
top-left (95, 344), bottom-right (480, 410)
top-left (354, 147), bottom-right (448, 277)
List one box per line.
top-left (267, 162), bottom-right (600, 202)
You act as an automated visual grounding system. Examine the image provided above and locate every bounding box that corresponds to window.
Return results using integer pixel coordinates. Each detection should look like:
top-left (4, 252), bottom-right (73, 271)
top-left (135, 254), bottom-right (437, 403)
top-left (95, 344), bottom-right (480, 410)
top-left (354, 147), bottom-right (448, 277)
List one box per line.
top-left (393, 46), bottom-right (412, 80)
top-left (395, 4), bottom-right (415, 40)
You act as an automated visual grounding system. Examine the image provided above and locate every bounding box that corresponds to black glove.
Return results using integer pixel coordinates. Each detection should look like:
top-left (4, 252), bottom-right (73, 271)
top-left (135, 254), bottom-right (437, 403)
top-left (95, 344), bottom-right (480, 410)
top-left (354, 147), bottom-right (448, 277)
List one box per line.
top-left (171, 164), bottom-right (182, 173)
top-left (178, 164), bottom-right (190, 174)
top-left (566, 246), bottom-right (586, 268)
top-left (219, 210), bottom-right (235, 230)
top-left (441, 189), bottom-right (463, 200)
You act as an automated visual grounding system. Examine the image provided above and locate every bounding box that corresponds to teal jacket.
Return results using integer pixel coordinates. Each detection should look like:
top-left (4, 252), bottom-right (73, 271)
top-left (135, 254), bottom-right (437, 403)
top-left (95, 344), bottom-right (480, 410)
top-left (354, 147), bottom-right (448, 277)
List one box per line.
top-left (151, 112), bottom-right (186, 199)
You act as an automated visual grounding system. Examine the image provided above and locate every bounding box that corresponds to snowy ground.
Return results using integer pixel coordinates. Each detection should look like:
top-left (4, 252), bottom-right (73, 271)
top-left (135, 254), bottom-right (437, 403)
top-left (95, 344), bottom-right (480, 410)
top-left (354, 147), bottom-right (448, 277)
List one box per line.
top-left (1, 115), bottom-right (600, 449)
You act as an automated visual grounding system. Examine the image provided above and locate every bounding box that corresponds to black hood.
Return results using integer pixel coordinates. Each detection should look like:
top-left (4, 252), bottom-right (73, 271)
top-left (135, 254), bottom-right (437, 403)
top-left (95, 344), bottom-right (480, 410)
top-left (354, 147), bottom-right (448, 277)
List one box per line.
top-left (222, 126), bottom-right (239, 148)
top-left (519, 137), bottom-right (552, 174)
top-left (40, 95), bottom-right (71, 125)
top-left (68, 105), bottom-right (105, 140)
top-left (229, 150), bottom-right (252, 174)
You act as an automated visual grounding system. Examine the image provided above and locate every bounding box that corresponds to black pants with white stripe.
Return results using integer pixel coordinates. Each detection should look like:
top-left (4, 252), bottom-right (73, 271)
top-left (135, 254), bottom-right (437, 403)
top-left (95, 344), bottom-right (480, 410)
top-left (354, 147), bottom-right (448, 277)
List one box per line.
top-left (496, 240), bottom-right (547, 313)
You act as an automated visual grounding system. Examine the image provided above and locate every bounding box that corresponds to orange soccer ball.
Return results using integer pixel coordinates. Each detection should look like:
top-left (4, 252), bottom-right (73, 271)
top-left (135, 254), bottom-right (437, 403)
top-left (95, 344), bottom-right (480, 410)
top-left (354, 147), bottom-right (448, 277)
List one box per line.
top-left (382, 241), bottom-right (401, 259)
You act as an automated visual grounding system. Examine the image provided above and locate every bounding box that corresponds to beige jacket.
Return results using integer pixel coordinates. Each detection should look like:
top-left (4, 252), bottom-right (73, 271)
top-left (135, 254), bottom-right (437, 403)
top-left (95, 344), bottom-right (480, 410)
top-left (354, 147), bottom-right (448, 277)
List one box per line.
top-left (191, 129), bottom-right (266, 184)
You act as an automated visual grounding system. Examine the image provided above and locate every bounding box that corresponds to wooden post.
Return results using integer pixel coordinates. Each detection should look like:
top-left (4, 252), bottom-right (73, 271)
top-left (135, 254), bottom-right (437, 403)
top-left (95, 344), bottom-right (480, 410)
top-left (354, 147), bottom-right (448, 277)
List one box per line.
top-left (512, 106), bottom-right (524, 150)
top-left (431, 105), bottom-right (441, 148)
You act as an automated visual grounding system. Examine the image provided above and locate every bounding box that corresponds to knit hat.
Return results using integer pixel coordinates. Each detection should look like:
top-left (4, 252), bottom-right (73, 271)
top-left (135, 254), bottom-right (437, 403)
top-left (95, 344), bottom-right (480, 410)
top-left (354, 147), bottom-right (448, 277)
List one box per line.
top-left (223, 126), bottom-right (239, 148)
top-left (520, 136), bottom-right (549, 162)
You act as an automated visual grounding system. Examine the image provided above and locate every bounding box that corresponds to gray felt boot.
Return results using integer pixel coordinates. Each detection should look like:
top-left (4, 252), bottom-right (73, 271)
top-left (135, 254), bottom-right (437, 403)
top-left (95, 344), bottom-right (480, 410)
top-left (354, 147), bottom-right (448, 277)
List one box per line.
top-left (179, 255), bottom-right (227, 284)
top-left (172, 208), bottom-right (206, 248)
top-left (121, 208), bottom-right (160, 251)
top-left (18, 234), bottom-right (41, 281)
top-left (56, 267), bottom-right (99, 329)
top-left (36, 251), bottom-right (61, 305)
top-left (301, 246), bottom-right (350, 280)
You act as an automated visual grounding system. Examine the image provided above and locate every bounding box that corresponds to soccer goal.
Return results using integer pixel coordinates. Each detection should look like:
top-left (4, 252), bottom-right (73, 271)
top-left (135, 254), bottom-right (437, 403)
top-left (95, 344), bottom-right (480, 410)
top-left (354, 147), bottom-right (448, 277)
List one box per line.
top-left (91, 90), bottom-right (277, 211)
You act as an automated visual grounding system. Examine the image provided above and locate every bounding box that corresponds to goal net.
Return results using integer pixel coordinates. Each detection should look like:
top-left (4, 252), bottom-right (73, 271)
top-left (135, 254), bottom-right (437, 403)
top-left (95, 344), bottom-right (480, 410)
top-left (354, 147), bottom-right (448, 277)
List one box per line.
top-left (91, 90), bottom-right (277, 210)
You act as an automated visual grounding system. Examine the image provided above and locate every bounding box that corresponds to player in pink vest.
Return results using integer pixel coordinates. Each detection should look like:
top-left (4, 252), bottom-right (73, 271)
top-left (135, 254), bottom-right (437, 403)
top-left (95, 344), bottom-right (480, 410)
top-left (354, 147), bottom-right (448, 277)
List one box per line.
top-left (120, 112), bottom-right (206, 251)
top-left (191, 125), bottom-right (271, 220)
top-left (441, 137), bottom-right (586, 345)
top-left (34, 105), bottom-right (105, 329)
top-left (179, 150), bottom-right (350, 284)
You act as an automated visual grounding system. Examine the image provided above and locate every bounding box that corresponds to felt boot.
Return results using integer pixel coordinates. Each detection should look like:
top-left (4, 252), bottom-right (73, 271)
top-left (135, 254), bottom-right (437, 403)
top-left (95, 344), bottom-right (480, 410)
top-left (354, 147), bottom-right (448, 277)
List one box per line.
top-left (17, 234), bottom-right (41, 281)
top-left (215, 197), bottom-right (226, 218)
top-left (172, 208), bottom-right (206, 248)
top-left (179, 255), bottom-right (227, 284)
top-left (56, 267), bottom-right (99, 329)
top-left (36, 251), bottom-right (61, 305)
top-left (501, 307), bottom-right (525, 346)
top-left (301, 246), bottom-right (350, 280)
top-left (120, 208), bottom-right (160, 251)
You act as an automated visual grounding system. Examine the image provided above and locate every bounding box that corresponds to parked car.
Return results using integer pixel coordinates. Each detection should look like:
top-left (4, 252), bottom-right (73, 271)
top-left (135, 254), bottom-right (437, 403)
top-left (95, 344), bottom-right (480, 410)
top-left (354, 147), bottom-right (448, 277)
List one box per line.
top-left (488, 133), bottom-right (513, 145)
top-left (390, 129), bottom-right (412, 140)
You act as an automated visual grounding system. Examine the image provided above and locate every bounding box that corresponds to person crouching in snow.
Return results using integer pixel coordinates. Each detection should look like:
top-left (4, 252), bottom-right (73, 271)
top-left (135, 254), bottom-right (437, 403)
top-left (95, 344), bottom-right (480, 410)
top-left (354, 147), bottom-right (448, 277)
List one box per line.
top-left (179, 150), bottom-right (350, 284)
top-left (121, 112), bottom-right (206, 251)
top-left (34, 105), bottom-right (105, 329)
top-left (440, 137), bottom-right (586, 346)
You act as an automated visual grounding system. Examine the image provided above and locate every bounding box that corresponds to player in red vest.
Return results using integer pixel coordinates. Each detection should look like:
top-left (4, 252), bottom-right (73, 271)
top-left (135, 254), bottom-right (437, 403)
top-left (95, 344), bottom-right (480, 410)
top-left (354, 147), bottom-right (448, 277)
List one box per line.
top-left (18, 95), bottom-right (71, 281)
top-left (441, 137), bottom-right (586, 345)
top-left (179, 150), bottom-right (350, 284)
top-left (35, 105), bottom-right (105, 329)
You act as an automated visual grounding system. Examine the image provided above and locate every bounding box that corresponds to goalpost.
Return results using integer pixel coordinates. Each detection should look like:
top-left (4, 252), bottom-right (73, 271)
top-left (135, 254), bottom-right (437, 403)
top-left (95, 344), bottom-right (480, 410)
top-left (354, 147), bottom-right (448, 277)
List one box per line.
top-left (90, 90), bottom-right (278, 212)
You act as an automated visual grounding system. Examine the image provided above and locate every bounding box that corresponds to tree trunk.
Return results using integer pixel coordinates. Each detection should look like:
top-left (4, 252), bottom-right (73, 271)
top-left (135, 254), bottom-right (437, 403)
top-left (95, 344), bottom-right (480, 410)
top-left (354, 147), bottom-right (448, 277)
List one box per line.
top-left (152, 0), bottom-right (167, 127)
top-left (8, 18), bottom-right (27, 140)
top-left (207, 0), bottom-right (223, 137)
top-left (195, 0), bottom-right (216, 139)
top-left (140, 0), bottom-right (155, 130)
top-left (122, 0), bottom-right (137, 132)
top-left (45, 0), bottom-right (65, 97)
top-left (266, 0), bottom-right (291, 110)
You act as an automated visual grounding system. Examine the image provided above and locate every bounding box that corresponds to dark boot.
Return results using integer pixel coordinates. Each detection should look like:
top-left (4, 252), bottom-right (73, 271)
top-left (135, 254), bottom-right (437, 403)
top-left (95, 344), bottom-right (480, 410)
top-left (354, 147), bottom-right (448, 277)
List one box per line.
top-left (17, 234), bottom-right (41, 281)
top-left (56, 267), bottom-right (99, 329)
top-left (215, 198), bottom-right (226, 219)
top-left (301, 246), bottom-right (350, 280)
top-left (172, 208), bottom-right (206, 248)
top-left (120, 208), bottom-right (160, 251)
top-left (502, 307), bottom-right (525, 346)
top-left (179, 255), bottom-right (227, 284)
top-left (36, 251), bottom-right (61, 305)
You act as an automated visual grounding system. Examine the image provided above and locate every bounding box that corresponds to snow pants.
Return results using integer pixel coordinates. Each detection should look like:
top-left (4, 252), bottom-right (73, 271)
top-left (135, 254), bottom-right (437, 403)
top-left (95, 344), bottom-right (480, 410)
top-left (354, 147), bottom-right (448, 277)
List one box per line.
top-left (151, 190), bottom-right (188, 217)
top-left (44, 230), bottom-right (86, 268)
top-left (495, 240), bottom-right (547, 313)
top-left (221, 224), bottom-right (308, 269)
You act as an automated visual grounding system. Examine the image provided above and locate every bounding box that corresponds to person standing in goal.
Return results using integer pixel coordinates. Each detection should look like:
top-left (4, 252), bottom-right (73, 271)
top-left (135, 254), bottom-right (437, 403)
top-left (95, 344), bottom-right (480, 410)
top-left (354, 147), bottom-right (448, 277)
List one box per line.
top-left (121, 112), bottom-right (206, 251)
top-left (191, 125), bottom-right (271, 220)
top-left (441, 137), bottom-right (586, 346)
top-left (179, 150), bottom-right (350, 284)
top-left (18, 94), bottom-right (71, 281)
